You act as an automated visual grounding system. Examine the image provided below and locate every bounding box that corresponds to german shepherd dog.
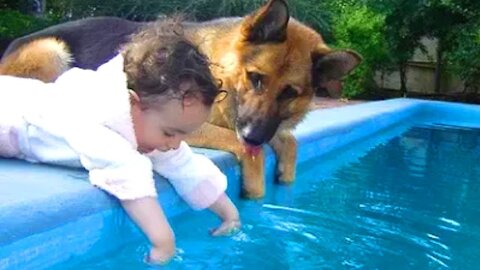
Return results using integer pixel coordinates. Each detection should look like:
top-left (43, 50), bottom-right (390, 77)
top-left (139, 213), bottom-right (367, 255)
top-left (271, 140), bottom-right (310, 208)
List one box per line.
top-left (0, 0), bottom-right (361, 198)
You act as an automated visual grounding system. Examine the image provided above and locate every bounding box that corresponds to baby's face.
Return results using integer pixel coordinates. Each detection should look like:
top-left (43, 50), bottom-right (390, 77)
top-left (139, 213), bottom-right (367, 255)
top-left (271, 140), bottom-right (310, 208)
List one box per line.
top-left (131, 95), bottom-right (210, 153)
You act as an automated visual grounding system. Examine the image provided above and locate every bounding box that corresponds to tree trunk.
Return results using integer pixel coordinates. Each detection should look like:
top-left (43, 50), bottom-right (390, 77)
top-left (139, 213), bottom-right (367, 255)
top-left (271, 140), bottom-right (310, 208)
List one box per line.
top-left (434, 38), bottom-right (443, 93)
top-left (399, 63), bottom-right (407, 97)
top-left (41, 0), bottom-right (46, 14)
top-left (26, 0), bottom-right (46, 17)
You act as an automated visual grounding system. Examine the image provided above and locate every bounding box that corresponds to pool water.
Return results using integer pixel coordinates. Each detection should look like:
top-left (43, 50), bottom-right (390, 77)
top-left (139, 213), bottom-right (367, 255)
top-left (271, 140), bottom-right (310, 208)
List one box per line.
top-left (62, 123), bottom-right (480, 269)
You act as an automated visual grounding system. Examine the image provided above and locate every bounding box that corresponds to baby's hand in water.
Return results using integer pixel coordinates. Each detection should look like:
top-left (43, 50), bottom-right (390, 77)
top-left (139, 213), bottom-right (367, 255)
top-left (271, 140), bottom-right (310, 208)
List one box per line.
top-left (210, 219), bottom-right (241, 236)
top-left (147, 246), bottom-right (174, 265)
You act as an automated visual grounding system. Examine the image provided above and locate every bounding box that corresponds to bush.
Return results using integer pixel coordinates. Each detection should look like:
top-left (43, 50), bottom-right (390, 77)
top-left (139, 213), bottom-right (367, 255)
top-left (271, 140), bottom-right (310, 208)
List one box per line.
top-left (44, 0), bottom-right (268, 21)
top-left (447, 26), bottom-right (480, 93)
top-left (45, 0), bottom-right (333, 35)
top-left (330, 4), bottom-right (391, 98)
top-left (0, 9), bottom-right (54, 39)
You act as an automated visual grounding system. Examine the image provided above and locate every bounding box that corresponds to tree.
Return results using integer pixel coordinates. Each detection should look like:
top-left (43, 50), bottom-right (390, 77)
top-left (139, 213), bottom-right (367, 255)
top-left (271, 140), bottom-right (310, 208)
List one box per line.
top-left (330, 3), bottom-right (392, 97)
top-left (415, 0), bottom-right (480, 93)
top-left (376, 0), bottom-right (480, 94)
top-left (383, 1), bottom-right (425, 96)
top-left (447, 26), bottom-right (480, 93)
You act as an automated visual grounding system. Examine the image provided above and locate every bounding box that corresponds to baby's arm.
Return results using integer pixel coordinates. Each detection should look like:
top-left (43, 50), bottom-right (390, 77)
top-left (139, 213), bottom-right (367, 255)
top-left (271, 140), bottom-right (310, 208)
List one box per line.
top-left (121, 197), bottom-right (175, 263)
top-left (208, 193), bottom-right (241, 236)
top-left (150, 142), bottom-right (241, 234)
top-left (61, 124), bottom-right (175, 263)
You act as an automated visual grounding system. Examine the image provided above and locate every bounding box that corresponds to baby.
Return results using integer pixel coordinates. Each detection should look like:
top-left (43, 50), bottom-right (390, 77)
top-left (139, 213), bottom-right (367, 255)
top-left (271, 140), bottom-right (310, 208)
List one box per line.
top-left (0, 19), bottom-right (240, 264)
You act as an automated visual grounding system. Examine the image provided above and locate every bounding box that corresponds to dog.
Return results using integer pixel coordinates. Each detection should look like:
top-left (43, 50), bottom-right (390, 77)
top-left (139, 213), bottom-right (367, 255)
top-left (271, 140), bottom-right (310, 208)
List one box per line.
top-left (0, 0), bottom-right (361, 198)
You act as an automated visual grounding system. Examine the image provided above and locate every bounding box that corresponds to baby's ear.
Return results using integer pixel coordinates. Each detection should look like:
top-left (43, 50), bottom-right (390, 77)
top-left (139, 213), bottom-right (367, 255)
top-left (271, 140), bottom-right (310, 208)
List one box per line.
top-left (128, 89), bottom-right (141, 105)
top-left (181, 81), bottom-right (203, 107)
top-left (182, 94), bottom-right (198, 107)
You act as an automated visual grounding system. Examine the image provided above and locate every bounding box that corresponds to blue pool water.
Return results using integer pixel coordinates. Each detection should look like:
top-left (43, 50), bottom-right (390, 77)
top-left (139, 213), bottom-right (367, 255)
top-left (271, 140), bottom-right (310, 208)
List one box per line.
top-left (59, 122), bottom-right (480, 269)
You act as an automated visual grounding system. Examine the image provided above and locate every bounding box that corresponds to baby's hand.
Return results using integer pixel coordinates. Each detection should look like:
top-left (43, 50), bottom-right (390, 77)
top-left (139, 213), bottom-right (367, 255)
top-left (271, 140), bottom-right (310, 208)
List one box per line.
top-left (147, 246), bottom-right (175, 265)
top-left (210, 219), bottom-right (241, 236)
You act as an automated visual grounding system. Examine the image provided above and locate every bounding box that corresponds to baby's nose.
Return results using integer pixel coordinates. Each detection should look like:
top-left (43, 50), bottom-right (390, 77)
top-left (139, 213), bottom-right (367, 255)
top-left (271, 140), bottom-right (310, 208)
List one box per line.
top-left (167, 137), bottom-right (181, 150)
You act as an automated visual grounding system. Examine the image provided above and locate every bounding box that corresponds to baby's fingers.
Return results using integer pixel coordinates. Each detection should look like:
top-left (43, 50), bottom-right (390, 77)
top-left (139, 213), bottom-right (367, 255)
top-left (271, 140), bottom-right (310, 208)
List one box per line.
top-left (210, 220), bottom-right (241, 236)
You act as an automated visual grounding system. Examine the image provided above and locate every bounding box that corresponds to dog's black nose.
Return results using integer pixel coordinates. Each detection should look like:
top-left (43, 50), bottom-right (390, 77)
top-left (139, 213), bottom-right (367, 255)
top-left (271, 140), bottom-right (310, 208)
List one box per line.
top-left (238, 116), bottom-right (281, 146)
top-left (242, 135), bottom-right (263, 146)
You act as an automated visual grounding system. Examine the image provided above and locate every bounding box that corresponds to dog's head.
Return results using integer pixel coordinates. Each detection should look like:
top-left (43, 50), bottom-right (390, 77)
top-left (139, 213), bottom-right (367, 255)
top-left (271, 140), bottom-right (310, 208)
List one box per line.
top-left (216, 0), bottom-right (361, 149)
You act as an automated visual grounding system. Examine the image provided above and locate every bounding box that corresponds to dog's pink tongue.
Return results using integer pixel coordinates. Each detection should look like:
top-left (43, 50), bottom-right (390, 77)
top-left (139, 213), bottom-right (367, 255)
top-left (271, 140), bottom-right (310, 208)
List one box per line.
top-left (245, 144), bottom-right (261, 156)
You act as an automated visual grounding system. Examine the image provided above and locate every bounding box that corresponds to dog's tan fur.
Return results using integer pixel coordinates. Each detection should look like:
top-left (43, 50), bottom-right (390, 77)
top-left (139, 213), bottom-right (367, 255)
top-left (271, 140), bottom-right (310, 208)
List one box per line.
top-left (0, 0), bottom-right (361, 198)
top-left (0, 37), bottom-right (72, 82)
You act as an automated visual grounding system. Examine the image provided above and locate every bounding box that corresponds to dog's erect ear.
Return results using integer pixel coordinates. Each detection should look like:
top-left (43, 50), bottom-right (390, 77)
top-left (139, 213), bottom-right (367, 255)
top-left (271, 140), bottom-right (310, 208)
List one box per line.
top-left (312, 49), bottom-right (362, 98)
top-left (241, 0), bottom-right (289, 43)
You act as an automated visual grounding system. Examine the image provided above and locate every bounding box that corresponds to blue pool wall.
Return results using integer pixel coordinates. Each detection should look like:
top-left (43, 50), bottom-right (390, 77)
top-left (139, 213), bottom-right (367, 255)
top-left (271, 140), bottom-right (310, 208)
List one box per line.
top-left (1, 98), bottom-right (479, 269)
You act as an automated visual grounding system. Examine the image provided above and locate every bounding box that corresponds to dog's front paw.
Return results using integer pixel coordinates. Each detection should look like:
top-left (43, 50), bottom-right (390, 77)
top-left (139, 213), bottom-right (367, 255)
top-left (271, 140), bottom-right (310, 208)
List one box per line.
top-left (272, 132), bottom-right (297, 184)
top-left (240, 151), bottom-right (265, 199)
top-left (277, 161), bottom-right (295, 184)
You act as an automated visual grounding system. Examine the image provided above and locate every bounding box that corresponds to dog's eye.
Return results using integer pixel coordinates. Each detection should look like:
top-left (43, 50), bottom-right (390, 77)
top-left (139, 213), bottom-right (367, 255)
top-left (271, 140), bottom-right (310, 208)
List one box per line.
top-left (247, 72), bottom-right (263, 92)
top-left (277, 85), bottom-right (298, 101)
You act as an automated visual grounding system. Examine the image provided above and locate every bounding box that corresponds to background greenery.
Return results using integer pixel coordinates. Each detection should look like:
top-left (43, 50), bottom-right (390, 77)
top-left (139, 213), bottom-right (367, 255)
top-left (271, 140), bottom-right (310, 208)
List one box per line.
top-left (1, 0), bottom-right (479, 99)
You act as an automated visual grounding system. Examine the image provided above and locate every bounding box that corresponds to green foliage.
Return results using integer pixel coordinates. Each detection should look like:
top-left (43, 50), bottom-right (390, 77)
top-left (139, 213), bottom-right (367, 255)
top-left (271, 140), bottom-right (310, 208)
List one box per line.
top-left (45, 0), bottom-right (333, 36)
top-left (190, 0), bottom-right (265, 20)
top-left (447, 26), bottom-right (480, 92)
top-left (3, 0), bottom-right (480, 98)
top-left (371, 0), bottom-right (480, 94)
top-left (0, 9), bottom-right (55, 39)
top-left (46, 0), bottom-right (190, 21)
top-left (330, 4), bottom-right (391, 98)
top-left (0, 0), bottom-right (34, 12)
top-left (288, 0), bottom-right (333, 41)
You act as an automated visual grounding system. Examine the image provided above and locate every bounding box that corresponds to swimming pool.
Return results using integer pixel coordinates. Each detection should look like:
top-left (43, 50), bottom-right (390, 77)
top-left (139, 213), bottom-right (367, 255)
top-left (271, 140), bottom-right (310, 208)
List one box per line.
top-left (1, 98), bottom-right (479, 269)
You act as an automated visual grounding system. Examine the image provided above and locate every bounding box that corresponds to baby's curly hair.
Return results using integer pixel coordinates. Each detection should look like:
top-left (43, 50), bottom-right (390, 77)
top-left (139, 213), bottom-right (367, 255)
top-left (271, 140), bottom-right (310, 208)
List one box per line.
top-left (121, 17), bottom-right (221, 108)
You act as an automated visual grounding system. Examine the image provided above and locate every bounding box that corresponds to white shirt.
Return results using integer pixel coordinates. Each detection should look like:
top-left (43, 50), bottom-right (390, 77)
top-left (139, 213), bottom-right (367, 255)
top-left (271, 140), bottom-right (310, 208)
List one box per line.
top-left (0, 55), bottom-right (226, 209)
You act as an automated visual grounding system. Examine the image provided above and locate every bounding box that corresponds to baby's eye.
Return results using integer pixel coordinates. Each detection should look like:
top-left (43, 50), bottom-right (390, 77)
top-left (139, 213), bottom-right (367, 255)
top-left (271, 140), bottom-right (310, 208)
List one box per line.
top-left (163, 131), bottom-right (175, 137)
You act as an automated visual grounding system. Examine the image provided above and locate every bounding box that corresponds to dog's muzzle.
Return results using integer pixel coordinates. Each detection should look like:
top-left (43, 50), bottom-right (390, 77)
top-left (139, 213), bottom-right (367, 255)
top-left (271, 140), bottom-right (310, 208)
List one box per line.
top-left (237, 117), bottom-right (281, 147)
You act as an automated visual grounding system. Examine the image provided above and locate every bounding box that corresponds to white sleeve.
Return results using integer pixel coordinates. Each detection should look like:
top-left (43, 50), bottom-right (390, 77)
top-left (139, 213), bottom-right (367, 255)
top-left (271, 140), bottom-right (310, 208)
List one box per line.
top-left (62, 124), bottom-right (157, 200)
top-left (149, 141), bottom-right (227, 210)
